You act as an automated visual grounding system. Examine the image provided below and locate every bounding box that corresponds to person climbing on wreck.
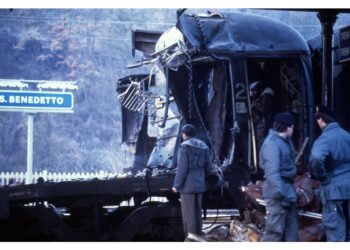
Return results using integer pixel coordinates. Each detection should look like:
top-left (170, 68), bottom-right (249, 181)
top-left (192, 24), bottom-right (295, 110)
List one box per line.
top-left (250, 80), bottom-right (275, 149)
top-left (259, 112), bottom-right (299, 241)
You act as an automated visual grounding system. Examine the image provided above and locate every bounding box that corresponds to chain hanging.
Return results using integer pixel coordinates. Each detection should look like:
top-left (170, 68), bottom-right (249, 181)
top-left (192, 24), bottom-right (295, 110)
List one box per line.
top-left (192, 14), bottom-right (209, 54)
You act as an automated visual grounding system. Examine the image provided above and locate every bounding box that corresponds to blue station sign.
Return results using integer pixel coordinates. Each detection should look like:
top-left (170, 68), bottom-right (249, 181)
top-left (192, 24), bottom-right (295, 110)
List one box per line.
top-left (0, 90), bottom-right (74, 113)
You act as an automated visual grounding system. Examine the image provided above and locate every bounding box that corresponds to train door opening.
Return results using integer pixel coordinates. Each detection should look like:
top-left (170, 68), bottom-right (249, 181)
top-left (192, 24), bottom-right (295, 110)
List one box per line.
top-left (244, 58), bottom-right (309, 178)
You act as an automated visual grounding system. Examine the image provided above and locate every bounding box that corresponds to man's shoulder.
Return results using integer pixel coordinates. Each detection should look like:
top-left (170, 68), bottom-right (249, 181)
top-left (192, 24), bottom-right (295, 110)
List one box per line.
top-left (181, 138), bottom-right (208, 150)
top-left (261, 87), bottom-right (274, 97)
top-left (320, 123), bottom-right (350, 143)
top-left (261, 132), bottom-right (280, 151)
top-left (321, 123), bottom-right (344, 137)
top-left (265, 131), bottom-right (280, 143)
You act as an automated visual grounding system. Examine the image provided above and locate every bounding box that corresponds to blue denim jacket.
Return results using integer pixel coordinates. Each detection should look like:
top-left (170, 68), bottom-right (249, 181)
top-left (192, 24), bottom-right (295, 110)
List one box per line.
top-left (310, 122), bottom-right (350, 200)
top-left (259, 129), bottom-right (297, 203)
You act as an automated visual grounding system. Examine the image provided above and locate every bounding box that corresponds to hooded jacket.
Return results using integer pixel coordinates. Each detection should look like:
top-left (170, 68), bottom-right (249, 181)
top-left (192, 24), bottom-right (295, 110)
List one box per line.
top-left (173, 138), bottom-right (213, 193)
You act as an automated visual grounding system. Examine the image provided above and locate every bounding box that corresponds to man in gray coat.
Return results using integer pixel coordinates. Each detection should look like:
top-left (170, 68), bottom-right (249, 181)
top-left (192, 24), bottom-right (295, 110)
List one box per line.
top-left (259, 112), bottom-right (298, 241)
top-left (172, 123), bottom-right (215, 238)
top-left (309, 105), bottom-right (350, 241)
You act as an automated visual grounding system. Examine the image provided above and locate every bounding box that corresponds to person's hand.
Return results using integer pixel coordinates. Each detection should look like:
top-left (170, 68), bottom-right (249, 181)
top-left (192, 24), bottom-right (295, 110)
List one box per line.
top-left (172, 187), bottom-right (177, 193)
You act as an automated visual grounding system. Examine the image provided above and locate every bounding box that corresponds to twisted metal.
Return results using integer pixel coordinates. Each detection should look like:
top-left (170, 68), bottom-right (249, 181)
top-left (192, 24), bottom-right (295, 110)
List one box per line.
top-left (117, 80), bottom-right (160, 118)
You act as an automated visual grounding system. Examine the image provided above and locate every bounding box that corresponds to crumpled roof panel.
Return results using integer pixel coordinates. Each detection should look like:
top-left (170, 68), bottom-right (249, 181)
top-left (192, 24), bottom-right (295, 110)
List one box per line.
top-left (177, 11), bottom-right (310, 55)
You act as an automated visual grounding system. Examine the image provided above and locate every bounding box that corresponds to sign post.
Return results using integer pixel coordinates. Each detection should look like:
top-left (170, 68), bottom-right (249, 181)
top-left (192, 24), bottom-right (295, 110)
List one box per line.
top-left (26, 113), bottom-right (34, 184)
top-left (0, 79), bottom-right (77, 184)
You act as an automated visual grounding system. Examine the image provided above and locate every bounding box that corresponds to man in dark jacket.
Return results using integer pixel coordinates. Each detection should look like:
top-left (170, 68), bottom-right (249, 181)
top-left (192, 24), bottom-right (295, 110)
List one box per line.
top-left (172, 123), bottom-right (215, 238)
top-left (259, 112), bottom-right (298, 241)
top-left (250, 80), bottom-right (275, 148)
top-left (309, 105), bottom-right (350, 241)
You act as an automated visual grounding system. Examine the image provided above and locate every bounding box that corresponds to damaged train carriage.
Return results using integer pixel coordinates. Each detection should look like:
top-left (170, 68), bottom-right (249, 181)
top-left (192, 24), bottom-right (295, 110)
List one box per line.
top-left (117, 10), bottom-right (315, 212)
top-left (0, 10), bottom-right (320, 242)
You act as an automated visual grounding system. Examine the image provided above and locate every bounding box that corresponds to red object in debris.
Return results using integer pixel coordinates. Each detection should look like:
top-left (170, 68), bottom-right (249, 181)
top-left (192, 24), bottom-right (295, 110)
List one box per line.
top-left (242, 174), bottom-right (324, 241)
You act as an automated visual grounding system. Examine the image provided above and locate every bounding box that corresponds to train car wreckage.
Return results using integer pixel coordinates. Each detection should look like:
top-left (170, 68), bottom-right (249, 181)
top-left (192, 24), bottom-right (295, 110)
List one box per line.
top-left (0, 9), bottom-right (332, 241)
top-left (117, 9), bottom-right (322, 241)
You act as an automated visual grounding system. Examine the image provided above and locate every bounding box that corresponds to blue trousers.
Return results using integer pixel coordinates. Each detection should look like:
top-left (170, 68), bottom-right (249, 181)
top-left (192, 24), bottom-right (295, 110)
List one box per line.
top-left (322, 200), bottom-right (350, 241)
top-left (261, 199), bottom-right (299, 241)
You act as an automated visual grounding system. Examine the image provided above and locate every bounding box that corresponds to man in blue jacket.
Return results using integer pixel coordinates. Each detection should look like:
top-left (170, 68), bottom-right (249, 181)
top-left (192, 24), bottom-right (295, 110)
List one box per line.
top-left (259, 112), bottom-right (298, 241)
top-left (172, 123), bottom-right (215, 238)
top-left (309, 105), bottom-right (350, 241)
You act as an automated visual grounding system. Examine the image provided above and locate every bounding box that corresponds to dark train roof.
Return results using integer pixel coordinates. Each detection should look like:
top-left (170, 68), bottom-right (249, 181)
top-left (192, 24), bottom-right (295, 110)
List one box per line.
top-left (177, 11), bottom-right (310, 56)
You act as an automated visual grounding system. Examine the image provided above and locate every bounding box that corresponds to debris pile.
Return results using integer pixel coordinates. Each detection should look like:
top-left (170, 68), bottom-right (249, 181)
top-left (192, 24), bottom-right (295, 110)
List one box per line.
top-left (203, 220), bottom-right (262, 242)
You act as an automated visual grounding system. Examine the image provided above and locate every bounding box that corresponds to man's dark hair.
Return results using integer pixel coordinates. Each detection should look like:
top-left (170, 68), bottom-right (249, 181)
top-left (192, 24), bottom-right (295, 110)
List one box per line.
top-left (315, 105), bottom-right (336, 124)
top-left (273, 121), bottom-right (289, 133)
top-left (181, 123), bottom-right (196, 137)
